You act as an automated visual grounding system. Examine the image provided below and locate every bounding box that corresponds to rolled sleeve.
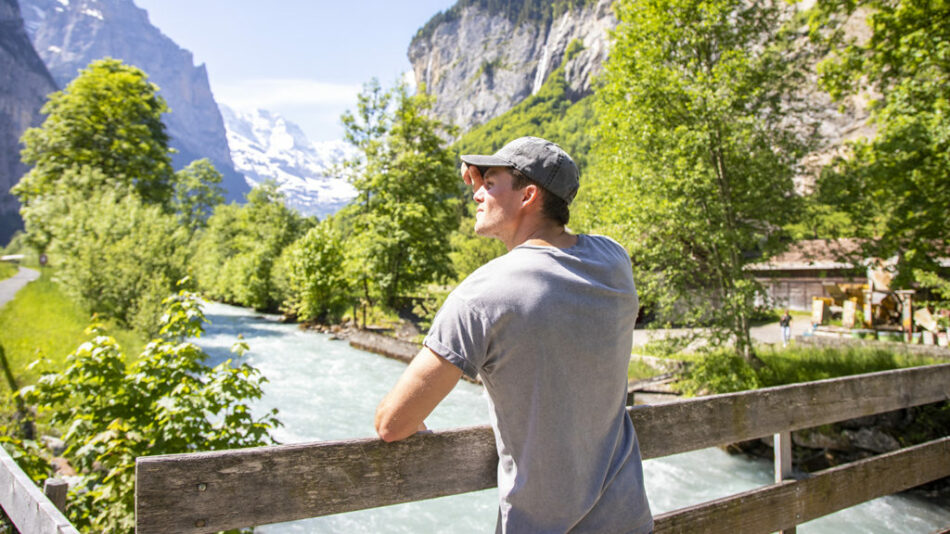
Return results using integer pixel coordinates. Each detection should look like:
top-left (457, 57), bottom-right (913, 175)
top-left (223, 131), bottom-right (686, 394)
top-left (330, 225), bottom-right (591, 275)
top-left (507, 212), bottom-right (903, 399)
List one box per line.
top-left (423, 292), bottom-right (489, 381)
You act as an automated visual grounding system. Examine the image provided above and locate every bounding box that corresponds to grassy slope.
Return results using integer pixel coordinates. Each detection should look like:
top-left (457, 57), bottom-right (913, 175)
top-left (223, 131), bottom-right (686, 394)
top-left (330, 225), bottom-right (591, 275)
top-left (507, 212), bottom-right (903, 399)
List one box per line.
top-left (0, 269), bottom-right (147, 393)
top-left (0, 262), bottom-right (15, 282)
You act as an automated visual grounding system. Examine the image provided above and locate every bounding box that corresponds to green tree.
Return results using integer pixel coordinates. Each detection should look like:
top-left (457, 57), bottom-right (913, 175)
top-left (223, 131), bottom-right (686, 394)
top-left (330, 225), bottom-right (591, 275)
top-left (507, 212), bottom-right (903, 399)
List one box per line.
top-left (21, 288), bottom-right (279, 532)
top-left (172, 158), bottom-right (225, 233)
top-left (47, 185), bottom-right (189, 335)
top-left (274, 221), bottom-right (350, 322)
top-left (193, 182), bottom-right (308, 311)
top-left (13, 59), bottom-right (174, 250)
top-left (812, 0), bottom-right (950, 284)
top-left (341, 80), bottom-right (460, 307)
top-left (586, 0), bottom-right (815, 362)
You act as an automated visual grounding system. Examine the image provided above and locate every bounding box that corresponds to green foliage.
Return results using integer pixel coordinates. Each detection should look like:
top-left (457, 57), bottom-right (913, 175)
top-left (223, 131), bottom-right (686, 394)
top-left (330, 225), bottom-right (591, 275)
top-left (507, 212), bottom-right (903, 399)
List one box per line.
top-left (341, 80), bottom-right (460, 307)
top-left (0, 434), bottom-right (51, 486)
top-left (585, 0), bottom-right (816, 362)
top-left (915, 270), bottom-right (950, 301)
top-left (14, 59), bottom-right (174, 251)
top-left (676, 350), bottom-right (761, 396)
top-left (172, 158), bottom-right (225, 233)
top-left (274, 222), bottom-right (350, 322)
top-left (783, 196), bottom-right (854, 241)
top-left (47, 188), bottom-right (189, 336)
top-left (193, 182), bottom-right (309, 311)
top-left (20, 289), bottom-right (280, 532)
top-left (812, 0), bottom-right (950, 283)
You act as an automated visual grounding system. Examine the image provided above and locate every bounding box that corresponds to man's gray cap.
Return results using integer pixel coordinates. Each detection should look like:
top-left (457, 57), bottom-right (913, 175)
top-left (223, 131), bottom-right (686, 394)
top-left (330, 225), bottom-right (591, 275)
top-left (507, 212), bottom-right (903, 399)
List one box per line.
top-left (461, 136), bottom-right (579, 205)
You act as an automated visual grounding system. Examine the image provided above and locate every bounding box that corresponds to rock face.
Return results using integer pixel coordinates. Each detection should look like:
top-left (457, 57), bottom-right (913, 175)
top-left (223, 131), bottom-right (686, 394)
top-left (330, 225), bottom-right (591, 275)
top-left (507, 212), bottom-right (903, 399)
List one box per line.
top-left (19, 0), bottom-right (249, 202)
top-left (408, 0), bottom-right (616, 132)
top-left (220, 105), bottom-right (355, 219)
top-left (0, 0), bottom-right (57, 244)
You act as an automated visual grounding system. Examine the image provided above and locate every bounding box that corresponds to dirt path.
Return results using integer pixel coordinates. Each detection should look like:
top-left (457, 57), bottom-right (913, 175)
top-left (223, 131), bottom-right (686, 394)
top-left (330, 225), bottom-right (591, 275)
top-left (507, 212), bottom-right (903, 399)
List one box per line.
top-left (0, 266), bottom-right (39, 309)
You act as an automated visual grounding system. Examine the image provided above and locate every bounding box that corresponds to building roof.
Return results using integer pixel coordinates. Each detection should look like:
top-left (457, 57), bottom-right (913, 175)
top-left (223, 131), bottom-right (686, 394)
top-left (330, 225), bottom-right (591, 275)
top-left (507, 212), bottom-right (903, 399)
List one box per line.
top-left (747, 239), bottom-right (864, 271)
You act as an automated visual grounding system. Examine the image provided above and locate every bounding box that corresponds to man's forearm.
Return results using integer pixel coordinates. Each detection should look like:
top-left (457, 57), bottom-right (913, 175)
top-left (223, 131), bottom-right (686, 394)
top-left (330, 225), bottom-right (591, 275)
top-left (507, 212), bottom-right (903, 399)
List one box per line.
top-left (375, 347), bottom-right (462, 442)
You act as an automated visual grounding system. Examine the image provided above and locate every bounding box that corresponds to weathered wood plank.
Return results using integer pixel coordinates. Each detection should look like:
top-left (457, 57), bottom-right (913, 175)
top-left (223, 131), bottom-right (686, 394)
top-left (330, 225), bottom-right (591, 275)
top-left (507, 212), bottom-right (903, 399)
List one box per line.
top-left (631, 363), bottom-right (950, 459)
top-left (135, 364), bottom-right (950, 533)
top-left (0, 447), bottom-right (78, 534)
top-left (653, 436), bottom-right (950, 534)
top-left (135, 425), bottom-right (497, 534)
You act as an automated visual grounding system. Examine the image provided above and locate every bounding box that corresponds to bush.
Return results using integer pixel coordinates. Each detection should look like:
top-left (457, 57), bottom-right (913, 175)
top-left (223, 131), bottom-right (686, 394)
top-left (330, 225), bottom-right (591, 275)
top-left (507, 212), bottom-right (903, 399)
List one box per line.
top-left (676, 350), bottom-right (760, 396)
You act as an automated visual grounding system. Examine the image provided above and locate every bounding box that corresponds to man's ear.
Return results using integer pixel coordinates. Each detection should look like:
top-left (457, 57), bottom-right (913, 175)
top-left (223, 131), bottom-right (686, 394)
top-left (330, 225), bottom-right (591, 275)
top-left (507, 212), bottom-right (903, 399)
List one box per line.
top-left (521, 184), bottom-right (542, 208)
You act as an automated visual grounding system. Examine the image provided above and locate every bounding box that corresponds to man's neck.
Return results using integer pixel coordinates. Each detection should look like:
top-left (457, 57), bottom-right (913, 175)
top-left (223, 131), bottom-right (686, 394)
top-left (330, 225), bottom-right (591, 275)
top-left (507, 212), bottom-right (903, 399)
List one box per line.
top-left (504, 221), bottom-right (577, 251)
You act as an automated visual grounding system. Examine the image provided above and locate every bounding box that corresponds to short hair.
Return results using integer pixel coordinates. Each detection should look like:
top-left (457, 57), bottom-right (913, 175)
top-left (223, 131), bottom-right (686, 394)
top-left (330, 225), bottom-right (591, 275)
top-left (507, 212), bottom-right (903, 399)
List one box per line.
top-left (510, 168), bottom-right (570, 226)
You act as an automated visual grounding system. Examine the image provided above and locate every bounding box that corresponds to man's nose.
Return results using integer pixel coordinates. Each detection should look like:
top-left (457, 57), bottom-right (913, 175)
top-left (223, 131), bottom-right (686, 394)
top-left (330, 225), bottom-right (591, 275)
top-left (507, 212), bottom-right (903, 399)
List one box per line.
top-left (473, 186), bottom-right (485, 203)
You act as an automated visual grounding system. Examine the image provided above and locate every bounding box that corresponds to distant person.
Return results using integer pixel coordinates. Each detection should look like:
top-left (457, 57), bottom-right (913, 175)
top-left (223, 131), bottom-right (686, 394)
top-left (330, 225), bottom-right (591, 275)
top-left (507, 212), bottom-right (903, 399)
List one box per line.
top-left (780, 309), bottom-right (792, 347)
top-left (375, 137), bottom-right (654, 533)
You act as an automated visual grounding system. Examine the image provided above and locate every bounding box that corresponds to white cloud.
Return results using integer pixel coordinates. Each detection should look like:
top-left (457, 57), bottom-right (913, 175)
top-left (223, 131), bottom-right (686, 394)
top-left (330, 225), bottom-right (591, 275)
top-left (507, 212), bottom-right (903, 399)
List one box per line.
top-left (214, 78), bottom-right (362, 110)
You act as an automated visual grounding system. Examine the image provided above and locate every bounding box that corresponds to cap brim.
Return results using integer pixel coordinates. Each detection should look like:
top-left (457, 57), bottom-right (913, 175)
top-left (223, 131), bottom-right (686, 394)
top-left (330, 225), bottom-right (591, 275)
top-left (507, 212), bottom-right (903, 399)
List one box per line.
top-left (460, 154), bottom-right (512, 168)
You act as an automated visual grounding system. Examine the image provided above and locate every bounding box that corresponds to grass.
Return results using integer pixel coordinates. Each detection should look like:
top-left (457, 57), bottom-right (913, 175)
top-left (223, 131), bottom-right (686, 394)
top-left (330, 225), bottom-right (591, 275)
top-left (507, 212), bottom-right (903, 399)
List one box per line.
top-left (628, 358), bottom-right (664, 381)
top-left (674, 344), bottom-right (941, 396)
top-left (0, 262), bottom-right (15, 282)
top-left (754, 345), bottom-right (939, 387)
top-left (0, 269), bottom-right (147, 393)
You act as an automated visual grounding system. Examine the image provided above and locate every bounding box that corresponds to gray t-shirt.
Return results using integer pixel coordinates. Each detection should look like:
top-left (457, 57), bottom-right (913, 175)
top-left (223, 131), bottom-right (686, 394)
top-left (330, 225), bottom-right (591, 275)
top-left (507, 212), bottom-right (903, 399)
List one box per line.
top-left (424, 234), bottom-right (653, 533)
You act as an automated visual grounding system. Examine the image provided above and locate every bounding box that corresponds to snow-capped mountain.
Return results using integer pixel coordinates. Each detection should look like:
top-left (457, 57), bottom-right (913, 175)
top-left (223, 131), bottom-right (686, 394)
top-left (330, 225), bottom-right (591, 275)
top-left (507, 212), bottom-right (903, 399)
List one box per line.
top-left (220, 105), bottom-right (356, 218)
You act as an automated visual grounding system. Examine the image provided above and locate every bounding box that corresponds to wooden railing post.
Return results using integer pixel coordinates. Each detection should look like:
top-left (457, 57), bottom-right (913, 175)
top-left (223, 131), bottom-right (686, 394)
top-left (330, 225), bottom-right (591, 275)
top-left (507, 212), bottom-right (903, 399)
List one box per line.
top-left (43, 479), bottom-right (68, 513)
top-left (773, 431), bottom-right (796, 534)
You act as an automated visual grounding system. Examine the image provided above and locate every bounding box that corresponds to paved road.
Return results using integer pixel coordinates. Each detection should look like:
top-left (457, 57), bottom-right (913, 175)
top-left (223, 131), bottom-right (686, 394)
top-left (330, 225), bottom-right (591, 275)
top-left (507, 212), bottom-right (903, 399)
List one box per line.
top-left (0, 266), bottom-right (40, 309)
top-left (633, 315), bottom-right (813, 351)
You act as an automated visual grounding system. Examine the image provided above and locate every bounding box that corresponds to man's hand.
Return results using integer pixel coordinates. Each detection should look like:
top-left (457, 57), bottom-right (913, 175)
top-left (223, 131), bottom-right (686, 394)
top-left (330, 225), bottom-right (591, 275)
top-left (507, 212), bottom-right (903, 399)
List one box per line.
top-left (374, 347), bottom-right (462, 442)
top-left (461, 162), bottom-right (484, 192)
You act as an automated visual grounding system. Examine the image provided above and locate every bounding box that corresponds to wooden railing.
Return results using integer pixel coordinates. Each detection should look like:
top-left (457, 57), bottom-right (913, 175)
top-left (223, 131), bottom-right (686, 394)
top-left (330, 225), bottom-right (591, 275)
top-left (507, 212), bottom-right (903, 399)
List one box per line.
top-left (0, 446), bottom-right (78, 534)
top-left (135, 363), bottom-right (950, 534)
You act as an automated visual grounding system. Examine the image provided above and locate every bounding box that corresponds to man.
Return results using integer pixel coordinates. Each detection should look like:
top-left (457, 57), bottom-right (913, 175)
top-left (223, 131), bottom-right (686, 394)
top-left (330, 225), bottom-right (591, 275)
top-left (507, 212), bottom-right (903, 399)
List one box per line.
top-left (780, 310), bottom-right (792, 347)
top-left (375, 137), bottom-right (653, 533)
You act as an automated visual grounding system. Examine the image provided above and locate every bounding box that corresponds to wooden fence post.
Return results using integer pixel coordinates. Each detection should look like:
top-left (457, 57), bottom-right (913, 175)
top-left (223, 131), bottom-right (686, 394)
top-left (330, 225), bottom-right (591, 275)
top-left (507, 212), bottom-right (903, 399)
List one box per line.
top-left (774, 431), bottom-right (796, 534)
top-left (43, 479), bottom-right (68, 513)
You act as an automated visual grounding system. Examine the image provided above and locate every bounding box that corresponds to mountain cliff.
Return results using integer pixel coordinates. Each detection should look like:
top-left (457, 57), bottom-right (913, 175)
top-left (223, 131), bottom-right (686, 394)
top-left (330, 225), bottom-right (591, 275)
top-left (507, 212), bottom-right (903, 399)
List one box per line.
top-left (220, 105), bottom-right (355, 219)
top-left (0, 0), bottom-right (57, 244)
top-left (408, 0), bottom-right (615, 133)
top-left (19, 0), bottom-right (249, 202)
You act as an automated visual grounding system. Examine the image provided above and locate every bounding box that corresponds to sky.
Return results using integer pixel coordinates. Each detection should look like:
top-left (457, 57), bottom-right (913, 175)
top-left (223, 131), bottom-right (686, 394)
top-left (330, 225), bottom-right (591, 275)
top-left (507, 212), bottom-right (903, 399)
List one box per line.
top-left (134, 0), bottom-right (458, 142)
